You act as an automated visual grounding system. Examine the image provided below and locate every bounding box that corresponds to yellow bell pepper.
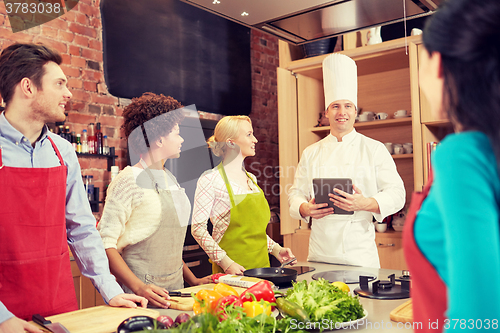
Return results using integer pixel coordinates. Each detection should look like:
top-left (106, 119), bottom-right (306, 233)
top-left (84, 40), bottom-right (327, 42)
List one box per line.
top-left (214, 283), bottom-right (239, 297)
top-left (242, 300), bottom-right (272, 318)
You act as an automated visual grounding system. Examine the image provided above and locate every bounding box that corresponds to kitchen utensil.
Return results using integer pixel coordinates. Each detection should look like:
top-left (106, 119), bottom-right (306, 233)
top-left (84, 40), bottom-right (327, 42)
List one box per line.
top-left (375, 222), bottom-right (387, 232)
top-left (311, 270), bottom-right (376, 284)
top-left (384, 142), bottom-right (394, 154)
top-left (394, 110), bottom-right (408, 117)
top-left (244, 259), bottom-right (298, 285)
top-left (29, 306), bottom-right (159, 333)
top-left (354, 274), bottom-right (410, 299)
top-left (404, 142), bottom-right (413, 154)
top-left (32, 314), bottom-right (71, 333)
top-left (275, 257), bottom-right (297, 273)
top-left (168, 291), bottom-right (193, 297)
top-left (375, 112), bottom-right (388, 120)
top-left (390, 299), bottom-right (413, 323)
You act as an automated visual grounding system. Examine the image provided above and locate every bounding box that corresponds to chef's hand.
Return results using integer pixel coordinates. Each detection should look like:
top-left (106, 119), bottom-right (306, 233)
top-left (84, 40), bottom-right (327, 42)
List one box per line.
top-left (132, 283), bottom-right (172, 309)
top-left (192, 275), bottom-right (213, 285)
top-left (299, 198), bottom-right (334, 219)
top-left (225, 262), bottom-right (246, 275)
top-left (0, 317), bottom-right (42, 333)
top-left (109, 292), bottom-right (149, 309)
top-left (328, 184), bottom-right (380, 214)
top-left (275, 248), bottom-right (296, 265)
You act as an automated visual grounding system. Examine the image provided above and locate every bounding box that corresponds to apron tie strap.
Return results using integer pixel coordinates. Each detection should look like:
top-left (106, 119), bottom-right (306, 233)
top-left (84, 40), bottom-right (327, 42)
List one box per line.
top-left (47, 137), bottom-right (64, 166)
top-left (0, 146), bottom-right (3, 170)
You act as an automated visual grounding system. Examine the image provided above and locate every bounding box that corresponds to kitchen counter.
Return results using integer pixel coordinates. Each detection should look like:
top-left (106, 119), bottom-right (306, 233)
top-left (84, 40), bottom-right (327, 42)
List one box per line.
top-left (157, 261), bottom-right (415, 332)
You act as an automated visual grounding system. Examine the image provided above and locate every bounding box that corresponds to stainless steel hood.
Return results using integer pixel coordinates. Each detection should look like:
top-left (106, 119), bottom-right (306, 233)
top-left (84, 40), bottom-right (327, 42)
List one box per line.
top-left (179, 0), bottom-right (443, 45)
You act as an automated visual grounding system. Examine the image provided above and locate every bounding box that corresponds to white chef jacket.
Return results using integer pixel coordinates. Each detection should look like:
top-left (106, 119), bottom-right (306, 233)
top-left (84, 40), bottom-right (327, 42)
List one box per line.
top-left (288, 129), bottom-right (405, 267)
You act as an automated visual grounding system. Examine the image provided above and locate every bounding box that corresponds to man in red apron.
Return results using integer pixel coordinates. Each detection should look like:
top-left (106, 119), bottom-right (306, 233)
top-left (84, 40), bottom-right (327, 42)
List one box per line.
top-left (0, 43), bottom-right (146, 333)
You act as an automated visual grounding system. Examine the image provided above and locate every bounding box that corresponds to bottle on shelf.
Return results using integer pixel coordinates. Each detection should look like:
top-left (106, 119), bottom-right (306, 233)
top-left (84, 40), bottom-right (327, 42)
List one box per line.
top-left (65, 126), bottom-right (71, 142)
top-left (81, 129), bottom-right (88, 154)
top-left (86, 175), bottom-right (94, 201)
top-left (103, 135), bottom-right (109, 155)
top-left (96, 122), bottom-right (103, 155)
top-left (110, 166), bottom-right (119, 183)
top-left (57, 124), bottom-right (64, 139)
top-left (88, 123), bottom-right (96, 154)
top-left (76, 134), bottom-right (82, 153)
top-left (71, 131), bottom-right (77, 151)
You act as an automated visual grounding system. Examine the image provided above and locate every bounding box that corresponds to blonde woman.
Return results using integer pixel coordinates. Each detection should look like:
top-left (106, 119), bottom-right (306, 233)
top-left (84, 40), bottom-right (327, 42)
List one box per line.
top-left (191, 116), bottom-right (295, 275)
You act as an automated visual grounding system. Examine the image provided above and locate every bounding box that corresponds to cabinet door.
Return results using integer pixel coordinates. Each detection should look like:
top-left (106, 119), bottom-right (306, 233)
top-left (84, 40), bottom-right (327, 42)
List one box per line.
top-left (375, 233), bottom-right (407, 270)
top-left (278, 67), bottom-right (299, 235)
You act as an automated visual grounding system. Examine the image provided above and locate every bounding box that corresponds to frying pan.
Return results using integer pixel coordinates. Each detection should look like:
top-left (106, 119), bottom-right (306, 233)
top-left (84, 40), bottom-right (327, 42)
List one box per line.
top-left (243, 258), bottom-right (298, 285)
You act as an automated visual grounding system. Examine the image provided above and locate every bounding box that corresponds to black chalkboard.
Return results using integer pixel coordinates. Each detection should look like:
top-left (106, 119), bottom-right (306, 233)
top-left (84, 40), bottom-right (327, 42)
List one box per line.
top-left (100, 0), bottom-right (251, 116)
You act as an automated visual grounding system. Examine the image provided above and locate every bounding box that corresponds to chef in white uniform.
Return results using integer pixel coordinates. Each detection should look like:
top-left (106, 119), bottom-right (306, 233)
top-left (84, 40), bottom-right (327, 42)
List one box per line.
top-left (288, 53), bottom-right (405, 268)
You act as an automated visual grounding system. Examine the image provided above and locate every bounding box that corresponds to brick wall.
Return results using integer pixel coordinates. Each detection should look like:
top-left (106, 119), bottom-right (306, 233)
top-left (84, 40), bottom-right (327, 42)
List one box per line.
top-left (0, 1), bottom-right (280, 214)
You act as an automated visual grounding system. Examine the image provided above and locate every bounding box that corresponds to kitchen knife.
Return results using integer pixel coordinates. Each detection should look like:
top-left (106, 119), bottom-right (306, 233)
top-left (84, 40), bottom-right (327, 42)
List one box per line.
top-left (32, 314), bottom-right (71, 333)
top-left (168, 291), bottom-right (192, 297)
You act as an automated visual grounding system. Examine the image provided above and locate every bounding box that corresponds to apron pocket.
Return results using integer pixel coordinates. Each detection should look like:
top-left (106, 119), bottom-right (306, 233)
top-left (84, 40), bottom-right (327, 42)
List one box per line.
top-left (0, 251), bottom-right (76, 319)
top-left (145, 265), bottom-right (183, 290)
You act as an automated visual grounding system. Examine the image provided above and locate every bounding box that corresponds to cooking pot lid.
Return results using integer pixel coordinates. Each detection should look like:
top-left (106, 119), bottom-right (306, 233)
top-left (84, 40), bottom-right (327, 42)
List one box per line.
top-left (311, 270), bottom-right (376, 284)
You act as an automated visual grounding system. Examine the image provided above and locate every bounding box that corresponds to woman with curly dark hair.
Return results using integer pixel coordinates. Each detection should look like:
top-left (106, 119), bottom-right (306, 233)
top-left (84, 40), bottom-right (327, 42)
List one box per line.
top-left (98, 92), bottom-right (210, 309)
top-left (403, 0), bottom-right (500, 331)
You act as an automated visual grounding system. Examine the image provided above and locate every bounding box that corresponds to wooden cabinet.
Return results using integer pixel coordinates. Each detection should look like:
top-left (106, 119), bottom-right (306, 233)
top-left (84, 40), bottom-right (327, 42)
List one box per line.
top-left (375, 231), bottom-right (407, 270)
top-left (278, 35), bottom-right (427, 270)
top-left (410, 41), bottom-right (454, 189)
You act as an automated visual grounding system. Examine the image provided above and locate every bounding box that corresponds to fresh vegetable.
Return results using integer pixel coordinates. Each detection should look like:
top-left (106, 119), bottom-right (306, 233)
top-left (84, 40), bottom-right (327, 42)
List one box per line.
top-left (276, 297), bottom-right (309, 322)
top-left (214, 295), bottom-right (243, 321)
top-left (156, 315), bottom-right (174, 328)
top-left (161, 309), bottom-right (306, 333)
top-left (331, 281), bottom-right (350, 292)
top-left (193, 300), bottom-right (202, 315)
top-left (174, 313), bottom-right (191, 326)
top-left (195, 289), bottom-right (223, 314)
top-left (285, 278), bottom-right (364, 323)
top-left (213, 283), bottom-right (239, 297)
top-left (242, 300), bottom-right (272, 318)
top-left (211, 273), bottom-right (227, 283)
top-left (240, 280), bottom-right (276, 304)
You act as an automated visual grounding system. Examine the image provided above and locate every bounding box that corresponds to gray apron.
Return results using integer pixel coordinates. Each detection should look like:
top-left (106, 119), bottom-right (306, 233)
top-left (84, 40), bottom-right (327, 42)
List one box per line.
top-left (121, 163), bottom-right (189, 292)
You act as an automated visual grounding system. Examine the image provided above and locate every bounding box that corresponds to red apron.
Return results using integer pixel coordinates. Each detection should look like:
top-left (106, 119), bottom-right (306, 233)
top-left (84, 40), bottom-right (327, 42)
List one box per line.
top-left (0, 137), bottom-right (77, 320)
top-left (403, 171), bottom-right (447, 332)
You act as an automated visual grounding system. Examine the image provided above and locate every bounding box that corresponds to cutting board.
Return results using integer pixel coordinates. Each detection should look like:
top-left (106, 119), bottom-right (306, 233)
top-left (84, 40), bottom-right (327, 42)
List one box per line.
top-left (169, 283), bottom-right (247, 311)
top-left (390, 299), bottom-right (413, 323)
top-left (29, 305), bottom-right (160, 333)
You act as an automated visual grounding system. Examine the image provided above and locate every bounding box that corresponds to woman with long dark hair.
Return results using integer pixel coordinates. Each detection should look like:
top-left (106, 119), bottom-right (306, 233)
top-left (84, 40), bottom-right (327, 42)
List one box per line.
top-left (403, 0), bottom-right (500, 331)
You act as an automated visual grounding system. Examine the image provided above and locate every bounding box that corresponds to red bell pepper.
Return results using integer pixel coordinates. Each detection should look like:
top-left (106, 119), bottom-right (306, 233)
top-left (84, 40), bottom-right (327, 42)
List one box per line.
top-left (214, 294), bottom-right (243, 321)
top-left (240, 280), bottom-right (276, 304)
top-left (211, 273), bottom-right (227, 284)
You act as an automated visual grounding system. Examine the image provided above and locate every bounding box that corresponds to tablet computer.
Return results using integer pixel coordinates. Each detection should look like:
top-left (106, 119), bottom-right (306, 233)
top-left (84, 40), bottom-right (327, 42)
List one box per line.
top-left (312, 178), bottom-right (354, 215)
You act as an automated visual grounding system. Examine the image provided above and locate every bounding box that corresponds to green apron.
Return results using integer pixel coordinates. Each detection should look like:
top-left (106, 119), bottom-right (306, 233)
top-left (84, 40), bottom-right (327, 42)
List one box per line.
top-left (212, 163), bottom-right (271, 274)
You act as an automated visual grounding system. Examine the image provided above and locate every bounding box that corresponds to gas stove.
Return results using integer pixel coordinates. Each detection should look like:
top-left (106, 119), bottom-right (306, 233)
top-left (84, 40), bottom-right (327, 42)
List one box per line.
top-left (354, 274), bottom-right (410, 300)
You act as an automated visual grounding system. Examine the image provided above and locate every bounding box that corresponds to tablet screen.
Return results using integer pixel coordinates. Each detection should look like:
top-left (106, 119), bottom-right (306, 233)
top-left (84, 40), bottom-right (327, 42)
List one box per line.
top-left (312, 178), bottom-right (354, 215)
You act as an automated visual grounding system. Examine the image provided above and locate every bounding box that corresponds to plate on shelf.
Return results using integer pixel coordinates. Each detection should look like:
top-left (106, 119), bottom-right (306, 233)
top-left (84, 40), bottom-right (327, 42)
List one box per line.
top-left (394, 115), bottom-right (411, 119)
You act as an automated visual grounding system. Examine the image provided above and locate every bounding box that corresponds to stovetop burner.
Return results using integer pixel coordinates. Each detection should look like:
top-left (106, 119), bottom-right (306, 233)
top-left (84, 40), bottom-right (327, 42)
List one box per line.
top-left (354, 274), bottom-right (410, 299)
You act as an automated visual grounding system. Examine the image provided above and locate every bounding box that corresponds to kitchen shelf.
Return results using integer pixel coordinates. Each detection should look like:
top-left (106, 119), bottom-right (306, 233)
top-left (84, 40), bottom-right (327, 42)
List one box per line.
top-left (77, 151), bottom-right (117, 171)
top-left (311, 117), bottom-right (412, 133)
top-left (421, 119), bottom-right (452, 127)
top-left (392, 153), bottom-right (413, 160)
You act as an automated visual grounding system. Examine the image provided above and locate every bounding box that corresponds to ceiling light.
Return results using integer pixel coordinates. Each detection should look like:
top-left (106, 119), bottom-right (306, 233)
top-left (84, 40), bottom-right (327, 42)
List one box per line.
top-left (241, 12), bottom-right (249, 16)
top-left (212, 0), bottom-right (220, 4)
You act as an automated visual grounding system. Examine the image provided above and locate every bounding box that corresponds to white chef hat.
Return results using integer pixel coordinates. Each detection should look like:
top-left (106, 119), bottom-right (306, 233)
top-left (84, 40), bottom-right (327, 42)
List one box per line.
top-left (322, 53), bottom-right (357, 110)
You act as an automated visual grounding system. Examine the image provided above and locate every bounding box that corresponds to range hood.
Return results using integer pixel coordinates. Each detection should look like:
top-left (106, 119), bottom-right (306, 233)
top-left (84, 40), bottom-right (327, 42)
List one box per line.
top-left (179, 0), bottom-right (443, 45)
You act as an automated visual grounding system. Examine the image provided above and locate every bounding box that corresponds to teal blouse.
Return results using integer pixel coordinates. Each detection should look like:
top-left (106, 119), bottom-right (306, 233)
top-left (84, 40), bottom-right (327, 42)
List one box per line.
top-left (415, 131), bottom-right (500, 330)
